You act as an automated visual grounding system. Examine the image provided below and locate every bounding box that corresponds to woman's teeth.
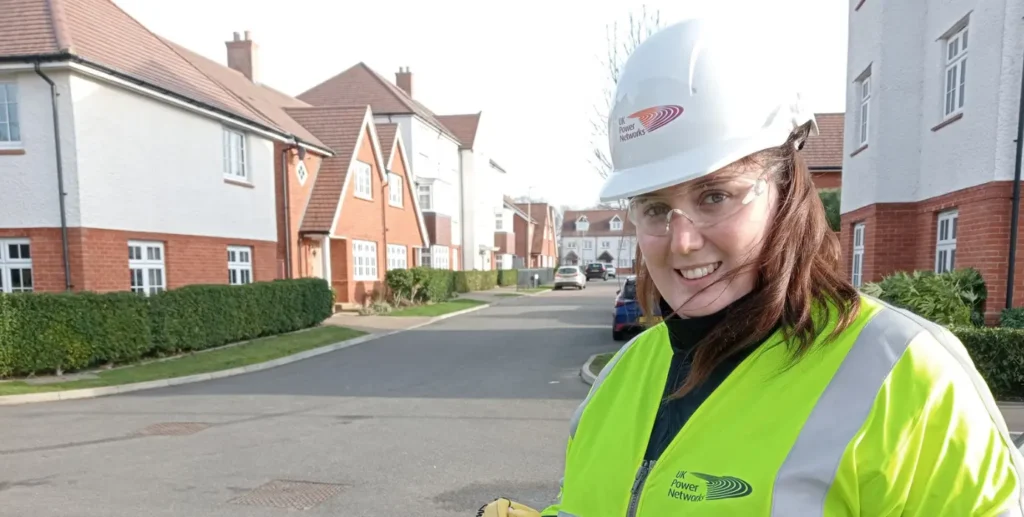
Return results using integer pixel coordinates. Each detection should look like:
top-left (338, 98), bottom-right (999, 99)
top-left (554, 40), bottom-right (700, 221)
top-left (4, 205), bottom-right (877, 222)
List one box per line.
top-left (677, 262), bottom-right (721, 280)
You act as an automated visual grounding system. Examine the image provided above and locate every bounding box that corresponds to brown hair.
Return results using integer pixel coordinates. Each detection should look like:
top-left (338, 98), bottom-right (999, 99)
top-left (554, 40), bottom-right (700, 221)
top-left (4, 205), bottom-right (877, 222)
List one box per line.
top-left (634, 122), bottom-right (860, 399)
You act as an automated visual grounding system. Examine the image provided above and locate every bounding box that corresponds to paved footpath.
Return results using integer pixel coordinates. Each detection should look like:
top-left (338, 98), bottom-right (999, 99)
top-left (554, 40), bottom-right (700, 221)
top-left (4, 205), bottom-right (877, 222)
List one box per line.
top-left (0, 283), bottom-right (623, 517)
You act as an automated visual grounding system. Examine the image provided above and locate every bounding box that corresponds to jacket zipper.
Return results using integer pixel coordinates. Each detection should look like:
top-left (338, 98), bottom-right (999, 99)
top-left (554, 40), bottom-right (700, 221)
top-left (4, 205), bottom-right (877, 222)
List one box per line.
top-left (626, 459), bottom-right (655, 517)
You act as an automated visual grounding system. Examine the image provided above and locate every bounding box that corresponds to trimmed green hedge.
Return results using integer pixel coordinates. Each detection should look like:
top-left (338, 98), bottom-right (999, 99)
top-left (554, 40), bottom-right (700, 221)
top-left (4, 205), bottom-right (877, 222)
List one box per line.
top-left (498, 269), bottom-right (517, 287)
top-left (385, 267), bottom-right (456, 304)
top-left (454, 270), bottom-right (499, 293)
top-left (0, 278), bottom-right (333, 378)
top-left (953, 326), bottom-right (1024, 400)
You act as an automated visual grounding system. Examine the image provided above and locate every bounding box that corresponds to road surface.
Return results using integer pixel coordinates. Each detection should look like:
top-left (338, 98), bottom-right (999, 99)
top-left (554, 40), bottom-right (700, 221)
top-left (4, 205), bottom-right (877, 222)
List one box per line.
top-left (0, 281), bottom-right (625, 517)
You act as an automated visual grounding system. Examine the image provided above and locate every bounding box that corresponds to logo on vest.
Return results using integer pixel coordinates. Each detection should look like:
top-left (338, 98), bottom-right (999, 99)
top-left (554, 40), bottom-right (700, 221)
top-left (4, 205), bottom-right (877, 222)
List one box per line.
top-left (667, 471), bottom-right (753, 503)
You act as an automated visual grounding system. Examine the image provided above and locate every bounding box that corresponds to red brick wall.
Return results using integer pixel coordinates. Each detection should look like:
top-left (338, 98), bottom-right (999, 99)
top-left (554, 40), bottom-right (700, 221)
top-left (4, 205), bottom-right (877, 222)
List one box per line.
top-left (840, 181), bottom-right (1021, 321)
top-left (274, 143), bottom-right (324, 279)
top-left (812, 170), bottom-right (841, 190)
top-left (383, 140), bottom-right (426, 266)
top-left (0, 227), bottom-right (275, 293)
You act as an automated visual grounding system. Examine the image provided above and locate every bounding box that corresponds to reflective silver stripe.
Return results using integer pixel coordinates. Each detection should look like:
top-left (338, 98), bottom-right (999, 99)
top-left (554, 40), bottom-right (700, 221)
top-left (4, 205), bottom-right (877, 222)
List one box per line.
top-left (557, 512), bottom-right (581, 517)
top-left (771, 304), bottom-right (913, 515)
top-left (569, 335), bottom-right (643, 439)
top-left (998, 508), bottom-right (1024, 517)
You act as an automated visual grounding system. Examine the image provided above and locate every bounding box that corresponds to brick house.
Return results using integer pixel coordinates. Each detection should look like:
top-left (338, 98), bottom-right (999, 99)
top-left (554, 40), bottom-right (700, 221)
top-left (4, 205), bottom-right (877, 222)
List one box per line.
top-left (516, 202), bottom-right (558, 268)
top-left (0, 0), bottom-right (333, 294)
top-left (803, 113), bottom-right (844, 190)
top-left (840, 0), bottom-right (1024, 320)
top-left (496, 196), bottom-right (528, 269)
top-left (285, 105), bottom-right (428, 307)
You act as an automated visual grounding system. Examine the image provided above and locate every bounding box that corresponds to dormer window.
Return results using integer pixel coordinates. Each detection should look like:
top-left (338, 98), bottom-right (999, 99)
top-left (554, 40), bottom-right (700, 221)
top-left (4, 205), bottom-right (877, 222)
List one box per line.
top-left (575, 215), bottom-right (589, 232)
top-left (610, 215), bottom-right (623, 231)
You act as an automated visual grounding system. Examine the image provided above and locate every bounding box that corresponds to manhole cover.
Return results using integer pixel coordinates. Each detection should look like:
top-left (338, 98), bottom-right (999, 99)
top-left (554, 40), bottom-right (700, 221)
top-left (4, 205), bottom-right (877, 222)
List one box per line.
top-left (133, 422), bottom-right (210, 436)
top-left (228, 480), bottom-right (346, 510)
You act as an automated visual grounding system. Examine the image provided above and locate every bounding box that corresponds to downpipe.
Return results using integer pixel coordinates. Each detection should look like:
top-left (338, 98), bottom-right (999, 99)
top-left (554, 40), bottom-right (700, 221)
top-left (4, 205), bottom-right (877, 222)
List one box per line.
top-left (1006, 48), bottom-right (1024, 310)
top-left (34, 63), bottom-right (72, 291)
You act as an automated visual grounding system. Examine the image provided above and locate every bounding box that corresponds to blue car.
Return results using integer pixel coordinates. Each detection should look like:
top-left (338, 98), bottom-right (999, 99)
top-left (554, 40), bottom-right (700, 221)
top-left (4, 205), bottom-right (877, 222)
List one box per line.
top-left (612, 276), bottom-right (663, 341)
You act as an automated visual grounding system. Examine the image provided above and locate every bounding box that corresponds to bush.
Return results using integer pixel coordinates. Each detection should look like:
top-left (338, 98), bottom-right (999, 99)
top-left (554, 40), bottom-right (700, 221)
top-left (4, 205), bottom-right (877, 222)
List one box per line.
top-left (454, 270), bottom-right (499, 292)
top-left (0, 278), bottom-right (333, 378)
top-left (952, 326), bottom-right (1024, 400)
top-left (861, 268), bottom-right (987, 326)
top-left (498, 269), bottom-right (518, 287)
top-left (386, 267), bottom-right (455, 304)
top-left (1000, 307), bottom-right (1024, 329)
top-left (818, 189), bottom-right (841, 232)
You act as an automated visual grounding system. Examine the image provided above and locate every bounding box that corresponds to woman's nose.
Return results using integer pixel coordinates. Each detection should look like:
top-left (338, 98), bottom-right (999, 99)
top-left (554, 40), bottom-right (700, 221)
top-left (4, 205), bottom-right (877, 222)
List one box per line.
top-left (669, 215), bottom-right (704, 255)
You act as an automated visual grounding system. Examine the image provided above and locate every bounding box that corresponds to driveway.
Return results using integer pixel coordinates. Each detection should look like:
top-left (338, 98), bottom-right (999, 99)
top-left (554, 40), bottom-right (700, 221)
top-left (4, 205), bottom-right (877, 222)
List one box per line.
top-left (0, 281), bottom-right (625, 517)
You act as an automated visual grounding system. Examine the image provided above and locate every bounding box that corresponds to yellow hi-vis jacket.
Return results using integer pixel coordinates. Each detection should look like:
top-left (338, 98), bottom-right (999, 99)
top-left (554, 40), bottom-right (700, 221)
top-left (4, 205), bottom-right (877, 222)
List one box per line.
top-left (542, 295), bottom-right (1024, 516)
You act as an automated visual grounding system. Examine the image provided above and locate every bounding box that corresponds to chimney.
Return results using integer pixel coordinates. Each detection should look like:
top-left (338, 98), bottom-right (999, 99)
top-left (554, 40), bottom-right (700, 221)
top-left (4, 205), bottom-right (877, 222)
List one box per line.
top-left (395, 66), bottom-right (413, 97)
top-left (226, 30), bottom-right (259, 82)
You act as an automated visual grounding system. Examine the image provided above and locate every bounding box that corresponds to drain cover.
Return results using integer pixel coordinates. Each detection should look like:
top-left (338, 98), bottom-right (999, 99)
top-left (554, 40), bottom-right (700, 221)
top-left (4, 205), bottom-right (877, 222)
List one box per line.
top-left (228, 480), bottom-right (346, 510)
top-left (134, 422), bottom-right (210, 436)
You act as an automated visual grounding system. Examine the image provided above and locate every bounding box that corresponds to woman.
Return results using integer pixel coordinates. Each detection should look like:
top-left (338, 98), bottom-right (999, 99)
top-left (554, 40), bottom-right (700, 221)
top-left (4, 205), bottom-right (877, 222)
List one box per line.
top-left (479, 15), bottom-right (1024, 517)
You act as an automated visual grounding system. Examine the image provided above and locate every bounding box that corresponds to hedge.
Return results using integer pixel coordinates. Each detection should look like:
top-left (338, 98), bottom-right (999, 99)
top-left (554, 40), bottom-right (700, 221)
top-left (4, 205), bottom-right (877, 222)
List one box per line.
top-left (952, 326), bottom-right (1024, 400)
top-left (498, 269), bottom-right (517, 287)
top-left (454, 270), bottom-right (499, 293)
top-left (385, 267), bottom-right (456, 304)
top-left (0, 278), bottom-right (333, 378)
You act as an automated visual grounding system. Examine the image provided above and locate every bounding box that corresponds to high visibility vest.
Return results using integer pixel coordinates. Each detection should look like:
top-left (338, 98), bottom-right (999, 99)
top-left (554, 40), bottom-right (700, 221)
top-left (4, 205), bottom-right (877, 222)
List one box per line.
top-left (542, 295), bottom-right (1024, 517)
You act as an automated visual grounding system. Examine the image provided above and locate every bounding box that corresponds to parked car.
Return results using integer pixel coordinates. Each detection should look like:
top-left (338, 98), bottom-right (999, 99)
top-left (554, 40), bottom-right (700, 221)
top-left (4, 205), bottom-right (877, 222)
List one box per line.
top-left (605, 265), bottom-right (617, 279)
top-left (554, 266), bottom-right (586, 290)
top-left (613, 276), bottom-right (662, 340)
top-left (585, 262), bottom-right (610, 281)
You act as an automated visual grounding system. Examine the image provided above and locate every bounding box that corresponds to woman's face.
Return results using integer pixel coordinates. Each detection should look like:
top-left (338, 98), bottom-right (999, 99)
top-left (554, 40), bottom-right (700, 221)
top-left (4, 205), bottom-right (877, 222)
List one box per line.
top-left (634, 160), bottom-right (777, 317)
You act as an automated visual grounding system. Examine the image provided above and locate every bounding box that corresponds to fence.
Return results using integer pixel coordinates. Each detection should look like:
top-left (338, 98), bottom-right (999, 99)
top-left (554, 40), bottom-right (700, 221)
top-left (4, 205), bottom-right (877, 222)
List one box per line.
top-left (516, 268), bottom-right (555, 290)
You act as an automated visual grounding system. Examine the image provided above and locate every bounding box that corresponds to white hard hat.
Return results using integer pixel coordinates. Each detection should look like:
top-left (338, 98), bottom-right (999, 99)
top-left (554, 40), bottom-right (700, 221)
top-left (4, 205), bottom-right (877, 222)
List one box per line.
top-left (599, 16), bottom-right (819, 202)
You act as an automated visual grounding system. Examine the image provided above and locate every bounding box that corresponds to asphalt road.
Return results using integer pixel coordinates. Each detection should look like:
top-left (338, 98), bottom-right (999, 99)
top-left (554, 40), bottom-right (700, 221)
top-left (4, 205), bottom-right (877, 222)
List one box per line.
top-left (0, 280), bottom-right (626, 517)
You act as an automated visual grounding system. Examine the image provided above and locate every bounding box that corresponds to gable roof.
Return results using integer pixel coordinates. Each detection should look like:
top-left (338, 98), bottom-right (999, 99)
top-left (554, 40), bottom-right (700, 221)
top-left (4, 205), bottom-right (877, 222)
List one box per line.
top-left (0, 0), bottom-right (327, 151)
top-left (516, 202), bottom-right (555, 251)
top-left (286, 105), bottom-right (378, 233)
top-left (376, 123), bottom-right (399, 167)
top-left (562, 209), bottom-right (636, 236)
top-left (378, 125), bottom-right (430, 247)
top-left (504, 195), bottom-right (535, 223)
top-left (803, 113), bottom-right (844, 170)
top-left (437, 113), bottom-right (481, 150)
top-left (165, 40), bottom-right (329, 152)
top-left (297, 62), bottom-right (460, 143)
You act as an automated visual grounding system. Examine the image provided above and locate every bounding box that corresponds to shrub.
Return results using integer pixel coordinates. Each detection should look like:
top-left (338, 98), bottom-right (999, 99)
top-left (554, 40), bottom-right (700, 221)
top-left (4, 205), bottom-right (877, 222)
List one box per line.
top-left (0, 277), bottom-right (333, 378)
top-left (861, 268), bottom-right (986, 326)
top-left (497, 269), bottom-right (518, 287)
top-left (1000, 307), bottom-right (1024, 329)
top-left (818, 189), bottom-right (841, 232)
top-left (952, 326), bottom-right (1024, 400)
top-left (387, 267), bottom-right (455, 304)
top-left (454, 270), bottom-right (498, 292)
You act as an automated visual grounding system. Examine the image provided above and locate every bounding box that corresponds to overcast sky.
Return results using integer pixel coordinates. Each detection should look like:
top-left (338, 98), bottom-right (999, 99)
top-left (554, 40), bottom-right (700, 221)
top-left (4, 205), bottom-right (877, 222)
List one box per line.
top-left (114, 0), bottom-right (850, 208)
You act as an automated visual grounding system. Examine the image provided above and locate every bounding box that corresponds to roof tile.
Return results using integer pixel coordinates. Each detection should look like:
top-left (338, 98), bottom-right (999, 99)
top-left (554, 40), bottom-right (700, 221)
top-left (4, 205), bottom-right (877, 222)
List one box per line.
top-left (561, 209), bottom-right (635, 237)
top-left (804, 113), bottom-right (844, 170)
top-left (376, 123), bottom-right (399, 166)
top-left (437, 113), bottom-right (480, 149)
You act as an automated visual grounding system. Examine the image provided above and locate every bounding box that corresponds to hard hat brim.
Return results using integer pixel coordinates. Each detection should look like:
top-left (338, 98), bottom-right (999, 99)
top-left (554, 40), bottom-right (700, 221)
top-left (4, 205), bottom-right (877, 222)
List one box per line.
top-left (598, 122), bottom-right (817, 203)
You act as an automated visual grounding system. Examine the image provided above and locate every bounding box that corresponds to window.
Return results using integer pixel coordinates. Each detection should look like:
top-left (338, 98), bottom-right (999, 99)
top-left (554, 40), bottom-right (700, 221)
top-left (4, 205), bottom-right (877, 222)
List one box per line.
top-left (610, 216), bottom-right (623, 231)
top-left (944, 25), bottom-right (968, 118)
top-left (431, 245), bottom-right (450, 270)
top-left (935, 210), bottom-right (958, 273)
top-left (852, 224), bottom-right (865, 288)
top-left (387, 244), bottom-right (408, 270)
top-left (417, 184), bottom-right (433, 210)
top-left (353, 240), bottom-right (378, 280)
top-left (583, 240), bottom-right (593, 250)
top-left (567, 241), bottom-right (577, 248)
top-left (618, 258), bottom-right (632, 268)
top-left (388, 173), bottom-right (403, 207)
top-left (857, 75), bottom-right (870, 146)
top-left (296, 161), bottom-right (308, 185)
top-left (0, 239), bottom-right (32, 293)
top-left (129, 241), bottom-right (166, 295)
top-left (601, 240), bottom-right (611, 249)
top-left (495, 214), bottom-right (504, 231)
top-left (419, 247), bottom-right (431, 267)
top-left (575, 216), bottom-right (589, 232)
top-left (0, 83), bottom-right (21, 146)
top-left (223, 128), bottom-right (247, 180)
top-left (227, 246), bottom-right (253, 285)
top-left (496, 255), bottom-right (505, 270)
top-left (353, 161), bottom-right (373, 200)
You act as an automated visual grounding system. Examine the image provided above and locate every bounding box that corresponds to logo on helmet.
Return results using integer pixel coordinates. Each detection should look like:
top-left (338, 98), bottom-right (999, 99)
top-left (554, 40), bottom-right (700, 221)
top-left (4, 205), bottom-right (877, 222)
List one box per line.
top-left (617, 105), bottom-right (684, 142)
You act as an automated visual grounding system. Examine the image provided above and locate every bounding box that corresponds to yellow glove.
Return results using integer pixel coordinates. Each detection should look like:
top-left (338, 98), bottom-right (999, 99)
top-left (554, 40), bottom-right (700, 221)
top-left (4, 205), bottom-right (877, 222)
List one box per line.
top-left (476, 497), bottom-right (542, 517)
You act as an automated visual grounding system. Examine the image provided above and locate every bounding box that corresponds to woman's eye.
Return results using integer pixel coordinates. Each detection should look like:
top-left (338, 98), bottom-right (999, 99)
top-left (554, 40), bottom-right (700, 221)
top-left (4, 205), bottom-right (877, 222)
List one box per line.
top-left (701, 192), bottom-right (728, 205)
top-left (643, 204), bottom-right (671, 217)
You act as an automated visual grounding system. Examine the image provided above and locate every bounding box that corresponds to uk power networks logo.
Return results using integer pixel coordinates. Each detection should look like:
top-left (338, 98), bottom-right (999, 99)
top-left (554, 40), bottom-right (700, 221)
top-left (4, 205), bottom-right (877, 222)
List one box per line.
top-left (667, 470), bottom-right (753, 503)
top-left (618, 105), bottom-right (684, 142)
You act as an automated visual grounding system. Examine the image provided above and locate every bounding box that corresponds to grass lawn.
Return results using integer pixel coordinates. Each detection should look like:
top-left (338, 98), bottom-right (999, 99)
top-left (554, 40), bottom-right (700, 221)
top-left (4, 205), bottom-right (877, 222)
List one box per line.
top-left (495, 293), bottom-right (522, 297)
top-left (589, 352), bottom-right (615, 376)
top-left (385, 298), bottom-right (487, 317)
top-left (0, 326), bottom-right (365, 396)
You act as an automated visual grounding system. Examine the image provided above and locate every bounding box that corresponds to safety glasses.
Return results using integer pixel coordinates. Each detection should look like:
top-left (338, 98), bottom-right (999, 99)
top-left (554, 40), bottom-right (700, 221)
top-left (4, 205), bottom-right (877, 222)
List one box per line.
top-left (627, 174), bottom-right (770, 237)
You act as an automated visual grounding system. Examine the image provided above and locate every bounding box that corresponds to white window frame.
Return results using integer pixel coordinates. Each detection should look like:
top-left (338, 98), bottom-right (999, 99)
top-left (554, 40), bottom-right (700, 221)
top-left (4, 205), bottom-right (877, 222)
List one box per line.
top-left (0, 238), bottom-right (33, 293)
top-left (227, 245), bottom-right (253, 285)
top-left (417, 183), bottom-right (433, 210)
top-left (857, 75), bottom-right (870, 146)
top-left (352, 240), bottom-right (378, 280)
top-left (128, 240), bottom-right (166, 295)
top-left (852, 223), bottom-right (865, 288)
top-left (575, 216), bottom-right (589, 232)
top-left (618, 257), bottom-right (631, 268)
top-left (387, 244), bottom-right (408, 270)
top-left (567, 241), bottom-right (577, 249)
top-left (223, 128), bottom-right (247, 180)
top-left (296, 161), bottom-right (309, 186)
top-left (495, 213), bottom-right (504, 231)
top-left (610, 216), bottom-right (623, 231)
top-left (943, 25), bottom-right (968, 119)
top-left (935, 210), bottom-right (958, 274)
top-left (583, 240), bottom-right (593, 250)
top-left (431, 245), bottom-right (450, 270)
top-left (452, 248), bottom-right (459, 271)
top-left (601, 240), bottom-right (611, 249)
top-left (0, 82), bottom-right (21, 148)
top-left (388, 172), bottom-right (403, 207)
top-left (353, 161), bottom-right (373, 200)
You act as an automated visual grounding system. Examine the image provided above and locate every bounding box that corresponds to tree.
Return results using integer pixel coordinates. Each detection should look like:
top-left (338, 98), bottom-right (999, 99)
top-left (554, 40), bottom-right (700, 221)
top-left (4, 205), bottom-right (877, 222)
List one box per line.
top-left (591, 6), bottom-right (664, 181)
top-left (818, 189), bottom-right (841, 232)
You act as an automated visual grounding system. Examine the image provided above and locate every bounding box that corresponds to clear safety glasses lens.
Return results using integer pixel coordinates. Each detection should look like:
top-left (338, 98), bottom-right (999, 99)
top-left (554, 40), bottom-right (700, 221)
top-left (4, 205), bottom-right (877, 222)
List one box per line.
top-left (627, 177), bottom-right (768, 237)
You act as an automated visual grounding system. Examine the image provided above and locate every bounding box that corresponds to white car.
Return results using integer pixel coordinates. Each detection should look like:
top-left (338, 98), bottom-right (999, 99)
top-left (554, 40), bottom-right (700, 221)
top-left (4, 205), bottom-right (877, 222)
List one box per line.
top-left (554, 266), bottom-right (586, 290)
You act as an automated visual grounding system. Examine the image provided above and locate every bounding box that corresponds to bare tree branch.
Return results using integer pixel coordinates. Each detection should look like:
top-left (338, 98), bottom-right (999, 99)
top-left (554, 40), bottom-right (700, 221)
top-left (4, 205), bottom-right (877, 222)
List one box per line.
top-left (591, 5), bottom-right (664, 180)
